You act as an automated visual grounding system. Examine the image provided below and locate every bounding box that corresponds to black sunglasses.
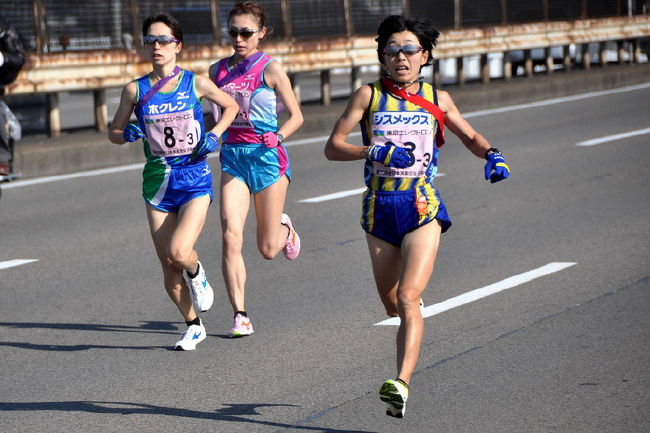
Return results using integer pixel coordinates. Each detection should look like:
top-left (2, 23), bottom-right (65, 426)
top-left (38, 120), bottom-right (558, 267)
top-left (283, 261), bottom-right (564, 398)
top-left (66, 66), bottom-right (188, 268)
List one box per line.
top-left (143, 35), bottom-right (180, 46)
top-left (228, 28), bottom-right (259, 39)
top-left (383, 44), bottom-right (424, 57)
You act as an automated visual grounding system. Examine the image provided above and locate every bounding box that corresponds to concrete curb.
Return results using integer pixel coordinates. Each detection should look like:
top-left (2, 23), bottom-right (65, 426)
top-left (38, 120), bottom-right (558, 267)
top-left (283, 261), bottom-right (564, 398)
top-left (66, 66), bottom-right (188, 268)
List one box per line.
top-left (11, 62), bottom-right (650, 180)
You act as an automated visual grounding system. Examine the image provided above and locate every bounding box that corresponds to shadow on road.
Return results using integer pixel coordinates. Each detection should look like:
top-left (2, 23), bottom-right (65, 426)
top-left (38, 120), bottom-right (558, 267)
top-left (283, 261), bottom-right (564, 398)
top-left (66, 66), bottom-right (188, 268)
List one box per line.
top-left (0, 400), bottom-right (377, 433)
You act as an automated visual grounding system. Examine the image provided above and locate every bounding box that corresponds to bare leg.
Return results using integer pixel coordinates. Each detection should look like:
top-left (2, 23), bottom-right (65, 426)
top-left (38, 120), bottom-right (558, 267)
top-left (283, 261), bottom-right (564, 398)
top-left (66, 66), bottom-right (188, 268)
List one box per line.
top-left (366, 221), bottom-right (441, 384)
top-left (146, 196), bottom-right (211, 321)
top-left (253, 175), bottom-right (290, 260)
top-left (220, 173), bottom-right (251, 313)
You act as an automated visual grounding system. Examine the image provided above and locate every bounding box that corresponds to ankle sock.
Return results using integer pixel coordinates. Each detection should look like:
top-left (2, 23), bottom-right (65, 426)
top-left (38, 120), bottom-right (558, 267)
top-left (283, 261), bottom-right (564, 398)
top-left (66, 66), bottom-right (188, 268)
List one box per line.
top-left (187, 263), bottom-right (200, 279)
top-left (186, 317), bottom-right (201, 327)
top-left (235, 311), bottom-right (247, 318)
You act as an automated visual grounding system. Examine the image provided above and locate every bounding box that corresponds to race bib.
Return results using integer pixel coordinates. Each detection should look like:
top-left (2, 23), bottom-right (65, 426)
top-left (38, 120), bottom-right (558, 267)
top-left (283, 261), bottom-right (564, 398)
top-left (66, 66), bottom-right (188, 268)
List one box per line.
top-left (226, 89), bottom-right (254, 129)
top-left (371, 111), bottom-right (435, 178)
top-left (143, 108), bottom-right (200, 157)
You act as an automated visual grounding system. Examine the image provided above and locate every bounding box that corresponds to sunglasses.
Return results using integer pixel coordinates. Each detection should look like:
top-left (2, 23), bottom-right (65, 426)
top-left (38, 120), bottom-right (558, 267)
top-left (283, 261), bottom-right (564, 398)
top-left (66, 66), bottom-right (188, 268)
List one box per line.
top-left (143, 35), bottom-right (180, 46)
top-left (228, 28), bottom-right (259, 39)
top-left (383, 44), bottom-right (424, 57)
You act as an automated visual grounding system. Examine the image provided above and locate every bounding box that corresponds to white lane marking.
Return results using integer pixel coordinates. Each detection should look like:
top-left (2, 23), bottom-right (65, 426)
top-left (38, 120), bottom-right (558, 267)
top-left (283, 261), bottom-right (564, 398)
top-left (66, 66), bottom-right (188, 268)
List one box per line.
top-left (575, 127), bottom-right (650, 147)
top-left (1, 163), bottom-right (144, 189)
top-left (6, 82), bottom-right (649, 190)
top-left (299, 187), bottom-right (366, 203)
top-left (298, 174), bottom-right (446, 203)
top-left (375, 262), bottom-right (577, 326)
top-left (0, 259), bottom-right (39, 270)
top-left (463, 82), bottom-right (650, 119)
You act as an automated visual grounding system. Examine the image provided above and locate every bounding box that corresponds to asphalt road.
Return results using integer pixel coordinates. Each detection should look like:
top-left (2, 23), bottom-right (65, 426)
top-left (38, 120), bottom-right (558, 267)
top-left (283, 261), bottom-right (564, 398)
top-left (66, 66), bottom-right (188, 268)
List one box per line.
top-left (1, 84), bottom-right (649, 432)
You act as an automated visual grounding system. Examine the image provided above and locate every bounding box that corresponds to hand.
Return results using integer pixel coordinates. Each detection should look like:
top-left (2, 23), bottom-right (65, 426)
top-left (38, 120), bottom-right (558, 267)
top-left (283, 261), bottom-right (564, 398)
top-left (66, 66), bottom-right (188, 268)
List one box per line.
top-left (367, 143), bottom-right (412, 168)
top-left (484, 151), bottom-right (510, 183)
top-left (193, 131), bottom-right (219, 157)
top-left (122, 123), bottom-right (145, 142)
top-left (261, 131), bottom-right (279, 148)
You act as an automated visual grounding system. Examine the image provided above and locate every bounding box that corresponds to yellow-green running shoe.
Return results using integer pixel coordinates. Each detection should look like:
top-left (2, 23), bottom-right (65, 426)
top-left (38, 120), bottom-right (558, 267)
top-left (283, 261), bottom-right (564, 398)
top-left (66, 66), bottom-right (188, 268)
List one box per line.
top-left (379, 379), bottom-right (409, 418)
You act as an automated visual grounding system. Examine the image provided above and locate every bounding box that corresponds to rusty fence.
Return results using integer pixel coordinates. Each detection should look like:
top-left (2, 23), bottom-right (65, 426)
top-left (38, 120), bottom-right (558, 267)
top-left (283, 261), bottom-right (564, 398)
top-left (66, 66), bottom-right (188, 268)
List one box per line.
top-left (0, 1), bottom-right (649, 136)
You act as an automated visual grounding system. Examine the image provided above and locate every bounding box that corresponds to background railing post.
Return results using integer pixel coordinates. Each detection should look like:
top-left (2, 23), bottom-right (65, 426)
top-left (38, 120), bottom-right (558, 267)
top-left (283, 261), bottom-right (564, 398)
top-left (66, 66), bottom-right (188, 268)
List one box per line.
top-left (280, 0), bottom-right (292, 39)
top-left (129, 0), bottom-right (140, 47)
top-left (454, 0), bottom-right (462, 29)
top-left (210, 0), bottom-right (221, 44)
top-left (524, 49), bottom-right (533, 77)
top-left (480, 53), bottom-right (490, 83)
top-left (563, 45), bottom-right (572, 70)
top-left (502, 51), bottom-right (512, 80)
top-left (343, 0), bottom-right (353, 36)
top-left (545, 47), bottom-right (554, 73)
top-left (47, 93), bottom-right (61, 137)
top-left (93, 90), bottom-right (108, 132)
top-left (32, 0), bottom-right (46, 54)
top-left (599, 41), bottom-right (608, 66)
top-left (320, 70), bottom-right (331, 106)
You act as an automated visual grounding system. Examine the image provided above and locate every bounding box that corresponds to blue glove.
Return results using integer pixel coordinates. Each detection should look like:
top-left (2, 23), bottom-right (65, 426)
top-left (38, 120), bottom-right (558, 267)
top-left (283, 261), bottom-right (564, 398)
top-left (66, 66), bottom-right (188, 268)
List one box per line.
top-left (484, 150), bottom-right (510, 183)
top-left (123, 123), bottom-right (145, 142)
top-left (367, 143), bottom-right (412, 168)
top-left (192, 131), bottom-right (219, 157)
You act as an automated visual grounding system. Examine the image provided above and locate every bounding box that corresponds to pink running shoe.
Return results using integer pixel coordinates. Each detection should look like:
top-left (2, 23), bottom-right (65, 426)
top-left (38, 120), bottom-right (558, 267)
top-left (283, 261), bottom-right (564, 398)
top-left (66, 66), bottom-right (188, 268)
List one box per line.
top-left (229, 313), bottom-right (254, 338)
top-left (281, 213), bottom-right (301, 260)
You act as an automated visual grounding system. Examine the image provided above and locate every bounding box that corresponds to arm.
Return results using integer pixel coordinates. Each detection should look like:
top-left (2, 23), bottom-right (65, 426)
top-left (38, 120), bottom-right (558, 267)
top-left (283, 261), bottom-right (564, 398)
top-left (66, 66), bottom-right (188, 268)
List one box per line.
top-left (195, 74), bottom-right (238, 136)
top-left (437, 90), bottom-right (492, 159)
top-left (324, 85), bottom-right (372, 161)
top-left (108, 81), bottom-right (137, 144)
top-left (263, 60), bottom-right (303, 139)
top-left (438, 90), bottom-right (510, 182)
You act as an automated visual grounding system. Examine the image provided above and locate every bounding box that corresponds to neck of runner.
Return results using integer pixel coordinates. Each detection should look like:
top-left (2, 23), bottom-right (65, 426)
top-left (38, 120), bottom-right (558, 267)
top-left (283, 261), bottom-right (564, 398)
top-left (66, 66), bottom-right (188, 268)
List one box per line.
top-left (384, 74), bottom-right (421, 92)
top-left (150, 65), bottom-right (178, 83)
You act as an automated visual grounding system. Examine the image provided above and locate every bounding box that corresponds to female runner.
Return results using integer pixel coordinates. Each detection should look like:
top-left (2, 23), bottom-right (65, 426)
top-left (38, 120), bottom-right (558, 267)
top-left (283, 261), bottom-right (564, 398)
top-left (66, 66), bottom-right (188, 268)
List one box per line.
top-left (209, 2), bottom-right (304, 337)
top-left (325, 15), bottom-right (510, 417)
top-left (109, 12), bottom-right (238, 350)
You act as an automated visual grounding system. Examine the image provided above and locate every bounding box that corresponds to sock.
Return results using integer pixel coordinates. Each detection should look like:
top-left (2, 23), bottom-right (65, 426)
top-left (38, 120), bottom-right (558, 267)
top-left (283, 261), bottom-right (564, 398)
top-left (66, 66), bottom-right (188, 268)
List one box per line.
top-left (187, 263), bottom-right (200, 279)
top-left (396, 378), bottom-right (409, 389)
top-left (235, 311), bottom-right (247, 318)
top-left (186, 317), bottom-right (201, 327)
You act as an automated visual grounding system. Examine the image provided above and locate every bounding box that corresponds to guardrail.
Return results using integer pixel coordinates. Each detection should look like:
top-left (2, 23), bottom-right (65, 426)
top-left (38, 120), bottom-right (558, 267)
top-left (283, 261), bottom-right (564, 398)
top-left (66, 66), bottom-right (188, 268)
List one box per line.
top-left (5, 15), bottom-right (650, 136)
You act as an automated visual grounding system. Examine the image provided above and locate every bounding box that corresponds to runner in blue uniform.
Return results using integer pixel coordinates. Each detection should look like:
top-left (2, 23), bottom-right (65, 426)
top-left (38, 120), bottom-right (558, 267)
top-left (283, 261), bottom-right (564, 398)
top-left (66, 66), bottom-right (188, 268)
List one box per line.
top-left (325, 15), bottom-right (510, 417)
top-left (109, 12), bottom-right (238, 350)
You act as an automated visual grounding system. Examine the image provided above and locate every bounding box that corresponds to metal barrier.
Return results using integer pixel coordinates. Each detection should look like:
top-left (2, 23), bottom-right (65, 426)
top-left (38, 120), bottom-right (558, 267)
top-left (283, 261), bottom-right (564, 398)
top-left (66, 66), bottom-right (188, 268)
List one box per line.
top-left (4, 14), bottom-right (650, 136)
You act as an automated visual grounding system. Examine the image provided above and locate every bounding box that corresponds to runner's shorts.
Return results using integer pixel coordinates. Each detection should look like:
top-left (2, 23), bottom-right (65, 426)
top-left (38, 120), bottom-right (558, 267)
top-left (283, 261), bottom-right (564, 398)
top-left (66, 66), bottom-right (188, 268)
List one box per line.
top-left (360, 184), bottom-right (452, 247)
top-left (220, 142), bottom-right (291, 194)
top-left (142, 159), bottom-right (213, 213)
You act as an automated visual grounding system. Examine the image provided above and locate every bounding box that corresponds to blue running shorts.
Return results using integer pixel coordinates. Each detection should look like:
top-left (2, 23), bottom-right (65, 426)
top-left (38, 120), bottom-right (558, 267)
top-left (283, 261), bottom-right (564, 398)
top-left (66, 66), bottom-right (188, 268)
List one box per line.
top-left (219, 142), bottom-right (291, 194)
top-left (143, 159), bottom-right (213, 213)
top-left (360, 184), bottom-right (451, 247)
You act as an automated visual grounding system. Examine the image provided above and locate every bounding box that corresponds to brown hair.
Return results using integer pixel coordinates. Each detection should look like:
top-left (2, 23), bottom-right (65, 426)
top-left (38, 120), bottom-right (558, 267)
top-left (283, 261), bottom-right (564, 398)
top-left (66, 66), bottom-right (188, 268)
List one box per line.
top-left (228, 2), bottom-right (266, 29)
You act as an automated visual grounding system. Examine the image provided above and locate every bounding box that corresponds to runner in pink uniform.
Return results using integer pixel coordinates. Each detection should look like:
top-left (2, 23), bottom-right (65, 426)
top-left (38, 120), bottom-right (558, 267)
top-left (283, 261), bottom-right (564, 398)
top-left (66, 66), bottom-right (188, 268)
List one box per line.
top-left (209, 2), bottom-right (304, 337)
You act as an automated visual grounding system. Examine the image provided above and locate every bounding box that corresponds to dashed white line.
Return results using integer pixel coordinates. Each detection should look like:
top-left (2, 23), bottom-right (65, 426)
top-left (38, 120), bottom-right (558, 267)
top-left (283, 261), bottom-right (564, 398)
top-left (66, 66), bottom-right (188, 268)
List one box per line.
top-left (575, 127), bottom-right (650, 146)
top-left (0, 259), bottom-right (39, 270)
top-left (375, 262), bottom-right (577, 326)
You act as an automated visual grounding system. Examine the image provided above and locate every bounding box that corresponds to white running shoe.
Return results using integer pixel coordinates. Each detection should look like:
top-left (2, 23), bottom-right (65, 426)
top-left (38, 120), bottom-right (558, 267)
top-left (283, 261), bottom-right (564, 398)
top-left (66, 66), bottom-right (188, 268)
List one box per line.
top-left (184, 261), bottom-right (214, 312)
top-left (174, 319), bottom-right (206, 351)
top-left (229, 313), bottom-right (254, 338)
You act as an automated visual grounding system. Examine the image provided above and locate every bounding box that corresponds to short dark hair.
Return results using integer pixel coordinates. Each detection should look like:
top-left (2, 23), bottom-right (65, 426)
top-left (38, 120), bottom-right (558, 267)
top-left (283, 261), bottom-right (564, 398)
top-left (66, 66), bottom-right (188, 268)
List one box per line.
top-left (142, 11), bottom-right (183, 43)
top-left (375, 15), bottom-right (439, 67)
